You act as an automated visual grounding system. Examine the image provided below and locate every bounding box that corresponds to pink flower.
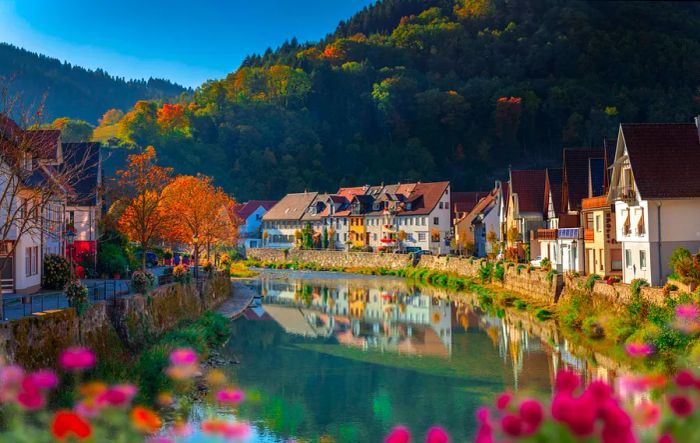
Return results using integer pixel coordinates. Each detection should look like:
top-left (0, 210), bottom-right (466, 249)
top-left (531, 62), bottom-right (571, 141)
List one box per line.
top-left (495, 392), bottom-right (511, 410)
top-left (658, 433), bottom-right (675, 443)
top-left (75, 399), bottom-right (101, 417)
top-left (552, 393), bottom-right (595, 437)
top-left (585, 380), bottom-right (612, 402)
top-left (169, 348), bottom-right (197, 366)
top-left (384, 426), bottom-right (411, 443)
top-left (171, 421), bottom-right (192, 437)
top-left (555, 370), bottom-right (580, 394)
top-left (59, 347), bottom-right (96, 371)
top-left (675, 303), bottom-right (698, 319)
top-left (216, 388), bottom-right (245, 405)
top-left (25, 369), bottom-right (59, 390)
top-left (474, 422), bottom-right (493, 443)
top-left (476, 406), bottom-right (490, 424)
top-left (0, 365), bottom-right (24, 401)
top-left (674, 369), bottom-right (696, 388)
top-left (668, 395), bottom-right (694, 416)
top-left (625, 342), bottom-right (654, 357)
top-left (425, 426), bottom-right (449, 443)
top-left (635, 400), bottom-right (660, 428)
top-left (17, 387), bottom-right (45, 410)
top-left (519, 398), bottom-right (544, 430)
top-left (500, 414), bottom-right (523, 437)
top-left (96, 384), bottom-right (137, 406)
top-left (221, 421), bottom-right (251, 439)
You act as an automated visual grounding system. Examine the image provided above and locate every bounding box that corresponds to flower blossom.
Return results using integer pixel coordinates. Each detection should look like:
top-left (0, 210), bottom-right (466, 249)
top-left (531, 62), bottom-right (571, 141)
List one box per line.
top-left (51, 410), bottom-right (92, 440)
top-left (384, 426), bottom-right (411, 443)
top-left (59, 347), bottom-right (96, 371)
top-left (625, 342), bottom-right (654, 357)
top-left (216, 388), bottom-right (245, 405)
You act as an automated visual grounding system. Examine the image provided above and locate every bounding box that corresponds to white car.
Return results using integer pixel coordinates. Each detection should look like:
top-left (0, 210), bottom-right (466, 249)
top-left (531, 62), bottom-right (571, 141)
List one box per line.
top-left (530, 256), bottom-right (543, 267)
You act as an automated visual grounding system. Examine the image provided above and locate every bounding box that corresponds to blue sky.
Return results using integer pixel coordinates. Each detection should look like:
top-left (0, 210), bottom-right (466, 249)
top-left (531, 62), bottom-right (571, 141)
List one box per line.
top-left (0, 0), bottom-right (375, 87)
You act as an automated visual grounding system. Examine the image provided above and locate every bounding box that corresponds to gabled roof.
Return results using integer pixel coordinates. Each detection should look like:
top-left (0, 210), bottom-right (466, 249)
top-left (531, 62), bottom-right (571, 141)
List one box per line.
top-left (451, 191), bottom-right (488, 220)
top-left (336, 186), bottom-right (369, 200)
top-left (563, 148), bottom-right (604, 212)
top-left (63, 142), bottom-right (100, 206)
top-left (620, 123), bottom-right (700, 199)
top-left (589, 158), bottom-right (605, 198)
top-left (510, 170), bottom-right (546, 214)
top-left (301, 193), bottom-right (330, 221)
top-left (25, 129), bottom-right (61, 161)
top-left (234, 200), bottom-right (277, 220)
top-left (400, 181), bottom-right (450, 216)
top-left (544, 168), bottom-right (563, 215)
top-left (0, 114), bottom-right (21, 140)
top-left (264, 192), bottom-right (318, 221)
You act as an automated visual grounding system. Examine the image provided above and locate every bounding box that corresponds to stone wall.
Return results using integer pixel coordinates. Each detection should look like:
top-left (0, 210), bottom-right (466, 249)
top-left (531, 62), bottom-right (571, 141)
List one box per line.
top-left (247, 248), bottom-right (412, 270)
top-left (0, 273), bottom-right (232, 369)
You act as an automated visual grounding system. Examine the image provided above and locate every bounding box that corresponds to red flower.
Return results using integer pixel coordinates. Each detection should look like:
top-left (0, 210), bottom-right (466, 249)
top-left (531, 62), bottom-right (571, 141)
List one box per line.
top-left (425, 426), bottom-right (449, 443)
top-left (51, 410), bottom-right (92, 440)
top-left (495, 392), bottom-right (511, 410)
top-left (500, 414), bottom-right (523, 436)
top-left (668, 395), bottom-right (694, 416)
top-left (555, 370), bottom-right (580, 394)
top-left (384, 426), bottom-right (411, 443)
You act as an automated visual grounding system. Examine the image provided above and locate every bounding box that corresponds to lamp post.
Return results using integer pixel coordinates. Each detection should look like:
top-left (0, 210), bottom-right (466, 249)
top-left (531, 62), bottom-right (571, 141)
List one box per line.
top-left (193, 233), bottom-right (199, 283)
top-left (66, 227), bottom-right (76, 280)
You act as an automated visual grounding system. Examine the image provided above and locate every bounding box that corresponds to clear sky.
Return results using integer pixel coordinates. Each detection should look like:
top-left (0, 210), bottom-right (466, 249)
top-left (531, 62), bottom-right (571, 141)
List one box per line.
top-left (0, 0), bottom-right (376, 88)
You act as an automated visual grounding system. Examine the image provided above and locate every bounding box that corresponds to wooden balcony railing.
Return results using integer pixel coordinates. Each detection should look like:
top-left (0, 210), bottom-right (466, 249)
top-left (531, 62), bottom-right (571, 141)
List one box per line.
top-left (536, 228), bottom-right (557, 240)
top-left (584, 228), bottom-right (594, 242)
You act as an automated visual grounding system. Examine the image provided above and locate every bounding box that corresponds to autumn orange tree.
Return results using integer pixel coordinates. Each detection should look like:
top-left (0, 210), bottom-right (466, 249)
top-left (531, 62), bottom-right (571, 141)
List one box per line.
top-left (117, 146), bottom-right (173, 270)
top-left (161, 175), bottom-right (236, 265)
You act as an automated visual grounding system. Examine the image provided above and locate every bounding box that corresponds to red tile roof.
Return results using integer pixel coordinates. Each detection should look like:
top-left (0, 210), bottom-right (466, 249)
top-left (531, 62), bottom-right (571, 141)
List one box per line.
top-left (451, 191), bottom-right (488, 220)
top-left (401, 181), bottom-right (450, 216)
top-left (510, 170), bottom-right (546, 214)
top-left (234, 200), bottom-right (277, 220)
top-left (336, 186), bottom-right (369, 200)
top-left (25, 129), bottom-right (61, 160)
top-left (544, 168), bottom-right (563, 215)
top-left (621, 123), bottom-right (700, 199)
top-left (263, 192), bottom-right (318, 221)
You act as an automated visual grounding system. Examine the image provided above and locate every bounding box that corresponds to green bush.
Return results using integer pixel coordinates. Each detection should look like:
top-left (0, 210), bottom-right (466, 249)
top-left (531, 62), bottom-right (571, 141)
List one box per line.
top-left (42, 254), bottom-right (71, 290)
top-left (478, 262), bottom-right (494, 283)
top-left (514, 299), bottom-right (528, 310)
top-left (535, 308), bottom-right (554, 321)
top-left (582, 316), bottom-right (605, 339)
top-left (584, 274), bottom-right (602, 293)
top-left (494, 262), bottom-right (505, 283)
top-left (97, 243), bottom-right (129, 276)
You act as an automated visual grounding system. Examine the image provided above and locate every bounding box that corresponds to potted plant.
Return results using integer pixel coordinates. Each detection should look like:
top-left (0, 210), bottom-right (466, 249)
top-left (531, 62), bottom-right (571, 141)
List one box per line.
top-left (65, 279), bottom-right (88, 314)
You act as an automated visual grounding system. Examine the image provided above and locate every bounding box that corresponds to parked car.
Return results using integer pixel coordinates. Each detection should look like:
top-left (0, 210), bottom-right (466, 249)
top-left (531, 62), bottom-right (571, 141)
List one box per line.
top-left (530, 256), bottom-right (543, 267)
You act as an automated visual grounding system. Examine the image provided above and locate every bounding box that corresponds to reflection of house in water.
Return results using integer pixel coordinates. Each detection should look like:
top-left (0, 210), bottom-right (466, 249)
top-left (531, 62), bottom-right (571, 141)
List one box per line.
top-left (259, 277), bottom-right (453, 357)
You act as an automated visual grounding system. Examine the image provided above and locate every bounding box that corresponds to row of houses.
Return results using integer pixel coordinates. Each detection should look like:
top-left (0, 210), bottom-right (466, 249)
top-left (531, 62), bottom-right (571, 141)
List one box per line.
top-left (240, 181), bottom-right (454, 254)
top-left (0, 115), bottom-right (100, 294)
top-left (453, 118), bottom-right (700, 287)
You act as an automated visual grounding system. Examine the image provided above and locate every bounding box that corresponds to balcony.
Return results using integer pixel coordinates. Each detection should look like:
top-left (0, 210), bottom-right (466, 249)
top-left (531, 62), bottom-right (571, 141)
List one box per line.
top-left (582, 196), bottom-right (608, 210)
top-left (558, 227), bottom-right (582, 239)
top-left (536, 228), bottom-right (557, 241)
top-left (584, 228), bottom-right (594, 242)
top-left (612, 186), bottom-right (638, 205)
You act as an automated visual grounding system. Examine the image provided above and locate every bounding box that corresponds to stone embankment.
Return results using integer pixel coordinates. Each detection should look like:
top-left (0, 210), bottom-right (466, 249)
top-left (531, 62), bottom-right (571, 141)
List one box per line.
top-left (247, 248), bottom-right (668, 308)
top-left (0, 273), bottom-right (232, 369)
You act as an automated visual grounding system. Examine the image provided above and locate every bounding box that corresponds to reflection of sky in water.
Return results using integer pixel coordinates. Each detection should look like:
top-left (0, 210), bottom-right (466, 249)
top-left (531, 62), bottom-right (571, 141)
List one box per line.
top-left (183, 271), bottom-right (635, 443)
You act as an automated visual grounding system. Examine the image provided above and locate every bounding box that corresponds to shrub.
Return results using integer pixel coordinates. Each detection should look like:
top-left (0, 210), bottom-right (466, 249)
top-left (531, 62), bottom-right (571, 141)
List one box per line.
top-left (494, 262), bottom-right (505, 283)
top-left (478, 262), bottom-right (494, 283)
top-left (131, 270), bottom-right (156, 294)
top-left (65, 280), bottom-right (88, 314)
top-left (173, 264), bottom-right (190, 283)
top-left (514, 299), bottom-right (528, 310)
top-left (42, 254), bottom-right (71, 289)
top-left (546, 269), bottom-right (557, 289)
top-left (582, 316), bottom-right (605, 339)
top-left (97, 243), bottom-right (128, 276)
top-left (540, 257), bottom-right (552, 271)
top-left (535, 308), bottom-right (554, 321)
top-left (584, 274), bottom-right (602, 293)
top-left (662, 282), bottom-right (679, 297)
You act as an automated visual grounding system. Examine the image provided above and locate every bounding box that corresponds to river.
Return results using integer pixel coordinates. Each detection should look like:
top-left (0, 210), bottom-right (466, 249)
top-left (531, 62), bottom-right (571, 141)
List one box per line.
top-left (187, 270), bottom-right (634, 442)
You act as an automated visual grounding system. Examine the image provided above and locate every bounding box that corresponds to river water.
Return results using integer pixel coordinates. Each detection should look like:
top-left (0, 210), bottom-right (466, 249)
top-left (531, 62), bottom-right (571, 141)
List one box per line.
top-left (188, 270), bottom-right (632, 442)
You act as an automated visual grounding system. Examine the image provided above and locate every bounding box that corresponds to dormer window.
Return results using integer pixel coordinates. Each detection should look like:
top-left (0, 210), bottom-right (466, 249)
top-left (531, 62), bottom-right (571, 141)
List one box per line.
top-left (406, 202), bottom-right (412, 210)
top-left (22, 153), bottom-right (33, 171)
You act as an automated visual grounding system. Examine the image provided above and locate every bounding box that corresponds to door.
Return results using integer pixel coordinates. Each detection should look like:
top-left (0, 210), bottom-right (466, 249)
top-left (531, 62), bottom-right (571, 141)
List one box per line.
top-left (0, 256), bottom-right (13, 294)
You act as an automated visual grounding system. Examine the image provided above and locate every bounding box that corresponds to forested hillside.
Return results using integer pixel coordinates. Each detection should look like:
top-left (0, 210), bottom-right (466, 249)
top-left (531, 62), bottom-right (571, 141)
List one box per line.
top-left (0, 43), bottom-right (187, 122)
top-left (102, 0), bottom-right (700, 200)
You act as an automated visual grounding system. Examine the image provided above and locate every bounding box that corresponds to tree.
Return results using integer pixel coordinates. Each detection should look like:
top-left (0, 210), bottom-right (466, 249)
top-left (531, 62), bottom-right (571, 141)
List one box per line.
top-left (51, 117), bottom-right (94, 142)
top-left (116, 146), bottom-right (173, 270)
top-left (486, 229), bottom-right (498, 255)
top-left (160, 175), bottom-right (237, 265)
top-left (300, 223), bottom-right (315, 250)
top-left (99, 109), bottom-right (125, 126)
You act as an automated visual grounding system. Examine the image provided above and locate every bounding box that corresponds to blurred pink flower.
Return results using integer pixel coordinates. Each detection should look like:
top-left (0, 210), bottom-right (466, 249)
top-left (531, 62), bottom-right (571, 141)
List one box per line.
top-left (519, 398), bottom-right (544, 431)
top-left (17, 387), bottom-right (45, 410)
top-left (500, 414), bottom-right (523, 437)
top-left (625, 342), bottom-right (654, 357)
top-left (96, 384), bottom-right (137, 407)
top-left (59, 347), bottom-right (96, 371)
top-left (222, 421), bottom-right (251, 440)
top-left (216, 388), bottom-right (245, 405)
top-left (674, 369), bottom-right (697, 388)
top-left (425, 426), bottom-right (449, 443)
top-left (169, 348), bottom-right (197, 366)
top-left (635, 400), bottom-right (661, 428)
top-left (171, 421), bottom-right (192, 437)
top-left (75, 399), bottom-right (101, 417)
top-left (384, 426), bottom-right (411, 443)
top-left (555, 370), bottom-right (580, 394)
top-left (25, 369), bottom-right (59, 390)
top-left (0, 365), bottom-right (25, 401)
top-left (675, 303), bottom-right (698, 319)
top-left (495, 392), bottom-right (511, 410)
top-left (668, 395), bottom-right (694, 417)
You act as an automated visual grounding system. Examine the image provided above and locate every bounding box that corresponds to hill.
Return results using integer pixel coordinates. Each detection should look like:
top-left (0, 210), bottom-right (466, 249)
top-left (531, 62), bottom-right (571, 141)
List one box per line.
top-left (101, 0), bottom-right (700, 200)
top-left (0, 43), bottom-right (188, 123)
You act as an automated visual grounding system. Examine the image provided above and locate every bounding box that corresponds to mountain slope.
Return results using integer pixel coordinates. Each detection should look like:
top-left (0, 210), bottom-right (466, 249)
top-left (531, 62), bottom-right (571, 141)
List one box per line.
top-left (0, 43), bottom-right (188, 123)
top-left (106, 0), bottom-right (700, 200)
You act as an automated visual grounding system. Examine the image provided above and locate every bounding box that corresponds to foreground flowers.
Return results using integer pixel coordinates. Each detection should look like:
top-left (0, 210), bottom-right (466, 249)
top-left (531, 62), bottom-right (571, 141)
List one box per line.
top-left (0, 346), bottom-right (252, 442)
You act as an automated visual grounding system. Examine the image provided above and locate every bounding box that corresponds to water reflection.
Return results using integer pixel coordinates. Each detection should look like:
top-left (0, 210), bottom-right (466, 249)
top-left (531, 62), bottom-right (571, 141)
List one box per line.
top-left (193, 270), bottom-right (637, 443)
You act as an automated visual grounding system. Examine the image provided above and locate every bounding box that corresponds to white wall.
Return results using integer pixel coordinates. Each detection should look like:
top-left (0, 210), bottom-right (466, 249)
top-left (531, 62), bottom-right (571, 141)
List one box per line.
top-left (15, 231), bottom-right (41, 292)
top-left (67, 206), bottom-right (97, 241)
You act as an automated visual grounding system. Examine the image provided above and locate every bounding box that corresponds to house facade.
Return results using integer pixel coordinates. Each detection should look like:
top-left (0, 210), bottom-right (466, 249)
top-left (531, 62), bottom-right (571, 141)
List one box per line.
top-left (262, 192), bottom-right (318, 248)
top-left (234, 200), bottom-right (277, 249)
top-left (473, 181), bottom-right (507, 257)
top-left (507, 170), bottom-right (546, 259)
top-left (608, 121), bottom-right (700, 285)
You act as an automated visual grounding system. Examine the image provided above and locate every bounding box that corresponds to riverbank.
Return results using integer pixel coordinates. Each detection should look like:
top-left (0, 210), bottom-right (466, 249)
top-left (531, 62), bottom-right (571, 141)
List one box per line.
top-left (244, 250), bottom-right (700, 373)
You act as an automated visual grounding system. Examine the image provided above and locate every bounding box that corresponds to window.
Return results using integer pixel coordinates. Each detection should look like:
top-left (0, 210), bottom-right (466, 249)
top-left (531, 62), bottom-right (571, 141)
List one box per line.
top-left (625, 249), bottom-right (632, 268)
top-left (636, 208), bottom-right (645, 236)
top-left (622, 209), bottom-right (631, 236)
top-left (433, 217), bottom-right (439, 225)
top-left (439, 202), bottom-right (444, 209)
top-left (422, 217), bottom-right (427, 226)
top-left (343, 218), bottom-right (347, 226)
top-left (445, 202), bottom-right (449, 209)
top-left (418, 232), bottom-right (427, 241)
top-left (640, 250), bottom-right (647, 269)
top-left (595, 215), bottom-right (602, 232)
top-left (343, 233), bottom-right (348, 241)
top-left (25, 247), bottom-right (38, 277)
top-left (586, 213), bottom-right (594, 229)
top-left (373, 233), bottom-right (377, 241)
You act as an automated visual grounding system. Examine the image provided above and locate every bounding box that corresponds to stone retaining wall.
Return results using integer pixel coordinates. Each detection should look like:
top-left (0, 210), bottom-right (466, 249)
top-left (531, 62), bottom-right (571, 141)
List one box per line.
top-left (563, 275), bottom-right (669, 308)
top-left (0, 273), bottom-right (232, 369)
top-left (248, 248), bottom-right (412, 270)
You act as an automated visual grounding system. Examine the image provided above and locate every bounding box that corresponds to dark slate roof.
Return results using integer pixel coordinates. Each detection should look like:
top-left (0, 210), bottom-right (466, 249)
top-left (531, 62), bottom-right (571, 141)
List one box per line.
top-left (451, 191), bottom-right (488, 220)
top-left (563, 148), bottom-right (604, 211)
top-left (589, 158), bottom-right (605, 198)
top-left (621, 123), bottom-right (700, 199)
top-left (545, 168), bottom-right (563, 215)
top-left (510, 170), bottom-right (546, 214)
top-left (0, 114), bottom-right (21, 140)
top-left (62, 142), bottom-right (101, 205)
top-left (25, 129), bottom-right (61, 161)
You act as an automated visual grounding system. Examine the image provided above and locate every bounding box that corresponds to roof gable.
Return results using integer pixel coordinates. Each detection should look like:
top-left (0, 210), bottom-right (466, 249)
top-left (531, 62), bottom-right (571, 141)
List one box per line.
top-left (510, 170), bottom-right (546, 214)
top-left (563, 148), bottom-right (604, 211)
top-left (263, 192), bottom-right (318, 221)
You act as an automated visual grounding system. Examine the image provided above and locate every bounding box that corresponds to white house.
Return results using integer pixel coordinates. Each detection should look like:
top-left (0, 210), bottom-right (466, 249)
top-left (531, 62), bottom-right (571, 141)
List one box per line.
top-left (472, 181), bottom-right (507, 257)
top-left (262, 192), bottom-right (318, 248)
top-left (395, 181), bottom-right (452, 254)
top-left (607, 120), bottom-right (700, 285)
top-left (234, 200), bottom-right (277, 249)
